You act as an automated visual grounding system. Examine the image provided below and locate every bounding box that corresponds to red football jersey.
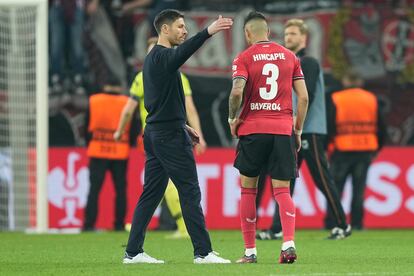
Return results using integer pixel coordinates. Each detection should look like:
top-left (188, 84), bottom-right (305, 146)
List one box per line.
top-left (232, 41), bottom-right (304, 136)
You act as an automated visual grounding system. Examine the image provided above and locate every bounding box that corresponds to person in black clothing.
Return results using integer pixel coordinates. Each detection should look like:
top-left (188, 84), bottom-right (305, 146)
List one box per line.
top-left (122, 9), bottom-right (233, 264)
top-left (324, 70), bottom-right (386, 230)
top-left (256, 18), bottom-right (351, 240)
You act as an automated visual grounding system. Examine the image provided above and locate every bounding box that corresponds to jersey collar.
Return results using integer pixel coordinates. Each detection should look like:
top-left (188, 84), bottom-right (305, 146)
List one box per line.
top-left (255, 40), bottom-right (272, 44)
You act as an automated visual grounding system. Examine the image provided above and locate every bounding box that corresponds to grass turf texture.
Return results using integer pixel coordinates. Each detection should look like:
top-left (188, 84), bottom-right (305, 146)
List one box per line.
top-left (1, 230), bottom-right (414, 275)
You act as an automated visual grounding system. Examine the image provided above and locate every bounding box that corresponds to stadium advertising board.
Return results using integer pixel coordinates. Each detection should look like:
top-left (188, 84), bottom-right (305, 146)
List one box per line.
top-left (47, 147), bottom-right (414, 229)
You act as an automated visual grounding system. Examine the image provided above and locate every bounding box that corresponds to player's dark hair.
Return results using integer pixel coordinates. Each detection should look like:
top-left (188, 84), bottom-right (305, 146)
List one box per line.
top-left (154, 9), bottom-right (184, 35)
top-left (243, 11), bottom-right (267, 28)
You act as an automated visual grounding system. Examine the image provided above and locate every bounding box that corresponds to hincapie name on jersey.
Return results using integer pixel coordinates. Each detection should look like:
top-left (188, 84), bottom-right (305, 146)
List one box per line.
top-left (252, 53), bottom-right (286, 62)
top-left (250, 102), bottom-right (281, 111)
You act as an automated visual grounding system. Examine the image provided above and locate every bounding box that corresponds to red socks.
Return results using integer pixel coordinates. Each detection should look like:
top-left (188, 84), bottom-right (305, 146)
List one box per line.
top-left (240, 186), bottom-right (295, 247)
top-left (273, 187), bottom-right (295, 242)
top-left (240, 187), bottom-right (257, 249)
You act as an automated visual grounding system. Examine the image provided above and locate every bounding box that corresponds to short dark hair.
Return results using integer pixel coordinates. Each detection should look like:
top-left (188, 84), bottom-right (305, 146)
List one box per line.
top-left (106, 74), bottom-right (121, 87)
top-left (154, 9), bottom-right (184, 35)
top-left (243, 11), bottom-right (267, 28)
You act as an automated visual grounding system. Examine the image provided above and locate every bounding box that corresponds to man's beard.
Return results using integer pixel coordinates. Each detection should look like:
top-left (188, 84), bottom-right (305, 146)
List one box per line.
top-left (286, 43), bottom-right (299, 52)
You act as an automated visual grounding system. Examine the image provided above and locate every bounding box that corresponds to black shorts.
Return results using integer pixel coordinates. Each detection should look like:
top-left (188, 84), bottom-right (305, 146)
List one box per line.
top-left (234, 133), bottom-right (297, 180)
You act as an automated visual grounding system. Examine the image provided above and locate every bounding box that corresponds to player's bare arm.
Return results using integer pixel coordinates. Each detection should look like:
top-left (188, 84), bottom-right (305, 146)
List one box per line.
top-left (114, 98), bottom-right (138, 141)
top-left (293, 79), bottom-right (309, 151)
top-left (228, 77), bottom-right (246, 137)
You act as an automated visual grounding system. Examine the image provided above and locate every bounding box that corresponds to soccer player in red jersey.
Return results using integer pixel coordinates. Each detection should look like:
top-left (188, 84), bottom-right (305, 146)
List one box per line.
top-left (228, 11), bottom-right (308, 264)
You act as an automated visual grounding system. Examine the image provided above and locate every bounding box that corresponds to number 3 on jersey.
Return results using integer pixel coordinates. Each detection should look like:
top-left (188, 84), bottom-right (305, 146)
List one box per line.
top-left (259, 63), bottom-right (279, 100)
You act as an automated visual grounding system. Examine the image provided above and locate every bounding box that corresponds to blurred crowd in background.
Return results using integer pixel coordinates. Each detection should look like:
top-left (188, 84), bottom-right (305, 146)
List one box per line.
top-left (48, 0), bottom-right (414, 147)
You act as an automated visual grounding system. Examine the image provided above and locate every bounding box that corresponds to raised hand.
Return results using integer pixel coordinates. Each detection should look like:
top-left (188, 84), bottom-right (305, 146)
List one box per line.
top-left (207, 15), bottom-right (233, 35)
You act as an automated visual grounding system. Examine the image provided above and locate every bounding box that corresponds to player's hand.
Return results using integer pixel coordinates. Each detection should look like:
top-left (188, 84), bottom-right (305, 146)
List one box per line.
top-left (229, 118), bottom-right (243, 138)
top-left (295, 134), bottom-right (301, 152)
top-left (207, 15), bottom-right (233, 35)
top-left (194, 137), bottom-right (207, 155)
top-left (113, 130), bottom-right (122, 141)
top-left (185, 125), bottom-right (200, 145)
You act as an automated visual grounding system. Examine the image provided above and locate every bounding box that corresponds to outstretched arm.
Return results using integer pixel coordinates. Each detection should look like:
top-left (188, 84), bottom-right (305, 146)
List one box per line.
top-left (164, 15), bottom-right (233, 72)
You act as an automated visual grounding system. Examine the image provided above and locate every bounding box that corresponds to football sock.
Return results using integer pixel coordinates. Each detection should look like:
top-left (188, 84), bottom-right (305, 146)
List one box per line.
top-left (282, 240), bottom-right (295, 251)
top-left (165, 180), bottom-right (188, 234)
top-left (240, 187), bottom-right (257, 249)
top-left (273, 187), bottom-right (295, 242)
top-left (245, 247), bottom-right (257, 256)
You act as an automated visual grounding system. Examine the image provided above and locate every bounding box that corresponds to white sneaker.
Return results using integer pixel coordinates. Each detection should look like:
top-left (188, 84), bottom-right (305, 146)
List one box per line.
top-left (194, 251), bottom-right (231, 264)
top-left (123, 252), bottom-right (165, 264)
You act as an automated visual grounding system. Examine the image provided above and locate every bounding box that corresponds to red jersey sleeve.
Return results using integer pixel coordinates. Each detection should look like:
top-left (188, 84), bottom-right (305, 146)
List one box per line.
top-left (293, 56), bottom-right (304, 80)
top-left (232, 55), bottom-right (248, 80)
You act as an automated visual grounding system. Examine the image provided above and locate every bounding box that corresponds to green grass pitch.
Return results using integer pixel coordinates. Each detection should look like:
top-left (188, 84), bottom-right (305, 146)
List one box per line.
top-left (1, 230), bottom-right (414, 275)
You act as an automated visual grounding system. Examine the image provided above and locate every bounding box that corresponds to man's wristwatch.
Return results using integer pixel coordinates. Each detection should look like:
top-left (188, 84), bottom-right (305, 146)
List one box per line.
top-left (294, 129), bottom-right (302, 135)
top-left (228, 118), bottom-right (236, 124)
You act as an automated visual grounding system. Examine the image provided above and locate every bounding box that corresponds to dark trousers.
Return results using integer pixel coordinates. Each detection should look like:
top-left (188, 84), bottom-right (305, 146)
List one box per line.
top-left (84, 158), bottom-right (128, 230)
top-left (325, 151), bottom-right (374, 230)
top-left (260, 134), bottom-right (347, 232)
top-left (126, 127), bottom-right (212, 257)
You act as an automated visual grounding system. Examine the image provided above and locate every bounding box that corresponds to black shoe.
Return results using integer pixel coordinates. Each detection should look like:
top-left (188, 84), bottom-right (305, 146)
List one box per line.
top-left (327, 225), bottom-right (352, 240)
top-left (256, 230), bottom-right (282, 240)
top-left (279, 247), bottom-right (297, 264)
top-left (236, 254), bottom-right (257, 264)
